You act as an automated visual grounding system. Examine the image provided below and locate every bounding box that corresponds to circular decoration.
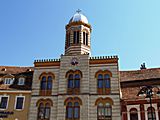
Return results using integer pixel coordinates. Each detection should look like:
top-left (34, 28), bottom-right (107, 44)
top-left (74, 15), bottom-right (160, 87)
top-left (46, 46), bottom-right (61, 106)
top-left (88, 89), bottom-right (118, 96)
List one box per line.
top-left (71, 57), bottom-right (78, 65)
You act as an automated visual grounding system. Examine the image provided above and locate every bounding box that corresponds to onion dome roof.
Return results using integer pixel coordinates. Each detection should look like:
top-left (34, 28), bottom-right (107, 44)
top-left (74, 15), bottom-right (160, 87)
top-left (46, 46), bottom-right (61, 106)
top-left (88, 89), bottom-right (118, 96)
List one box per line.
top-left (69, 9), bottom-right (88, 24)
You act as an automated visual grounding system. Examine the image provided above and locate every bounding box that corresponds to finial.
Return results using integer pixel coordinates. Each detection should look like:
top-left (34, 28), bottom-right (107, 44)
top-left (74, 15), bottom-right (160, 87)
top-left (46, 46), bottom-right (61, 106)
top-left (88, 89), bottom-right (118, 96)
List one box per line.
top-left (140, 62), bottom-right (146, 70)
top-left (76, 9), bottom-right (81, 13)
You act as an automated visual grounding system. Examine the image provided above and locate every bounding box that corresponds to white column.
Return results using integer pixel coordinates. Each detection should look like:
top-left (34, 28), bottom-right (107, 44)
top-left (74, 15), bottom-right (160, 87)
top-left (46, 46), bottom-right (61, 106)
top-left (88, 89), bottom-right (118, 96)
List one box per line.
top-left (144, 103), bottom-right (159, 120)
top-left (127, 105), bottom-right (141, 120)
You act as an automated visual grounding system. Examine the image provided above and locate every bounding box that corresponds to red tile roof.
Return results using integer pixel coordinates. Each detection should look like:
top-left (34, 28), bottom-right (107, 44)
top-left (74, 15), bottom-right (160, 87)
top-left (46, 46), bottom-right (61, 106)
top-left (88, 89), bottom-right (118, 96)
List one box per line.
top-left (120, 68), bottom-right (160, 82)
top-left (0, 66), bottom-right (33, 90)
top-left (0, 66), bottom-right (33, 74)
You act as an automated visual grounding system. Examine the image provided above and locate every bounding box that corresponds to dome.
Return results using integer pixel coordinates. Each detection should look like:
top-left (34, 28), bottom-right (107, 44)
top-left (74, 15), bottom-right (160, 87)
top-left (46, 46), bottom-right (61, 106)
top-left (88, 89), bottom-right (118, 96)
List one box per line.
top-left (69, 10), bottom-right (88, 24)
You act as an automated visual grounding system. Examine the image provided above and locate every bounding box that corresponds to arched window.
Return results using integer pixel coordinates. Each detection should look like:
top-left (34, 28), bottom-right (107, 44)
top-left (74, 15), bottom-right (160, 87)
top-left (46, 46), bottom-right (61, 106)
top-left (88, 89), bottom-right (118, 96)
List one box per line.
top-left (65, 97), bottom-right (81, 120)
top-left (39, 73), bottom-right (54, 96)
top-left (41, 76), bottom-right (46, 90)
top-left (98, 74), bottom-right (103, 89)
top-left (47, 76), bottom-right (52, 90)
top-left (148, 107), bottom-right (156, 120)
top-left (37, 99), bottom-right (52, 120)
top-left (130, 108), bottom-right (138, 120)
top-left (37, 103), bottom-right (51, 120)
top-left (66, 70), bottom-right (82, 94)
top-left (104, 74), bottom-right (110, 88)
top-left (96, 70), bottom-right (111, 94)
top-left (97, 102), bottom-right (112, 120)
top-left (96, 97), bottom-right (113, 120)
top-left (73, 31), bottom-right (80, 44)
top-left (68, 74), bottom-right (74, 88)
top-left (83, 31), bottom-right (89, 46)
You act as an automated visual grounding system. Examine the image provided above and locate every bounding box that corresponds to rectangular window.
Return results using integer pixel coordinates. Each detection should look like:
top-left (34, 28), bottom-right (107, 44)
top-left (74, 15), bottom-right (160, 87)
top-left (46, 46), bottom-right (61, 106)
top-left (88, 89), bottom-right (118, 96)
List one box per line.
top-left (77, 31), bottom-right (79, 44)
top-left (0, 97), bottom-right (8, 109)
top-left (83, 32), bottom-right (85, 45)
top-left (73, 31), bottom-right (76, 44)
top-left (15, 97), bottom-right (24, 110)
top-left (86, 33), bottom-right (88, 45)
top-left (4, 78), bottom-right (14, 85)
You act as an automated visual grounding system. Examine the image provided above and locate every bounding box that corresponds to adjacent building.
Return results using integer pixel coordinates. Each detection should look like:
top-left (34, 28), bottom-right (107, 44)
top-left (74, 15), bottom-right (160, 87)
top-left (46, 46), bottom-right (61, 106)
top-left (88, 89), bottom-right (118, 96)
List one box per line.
top-left (0, 66), bottom-right (33, 120)
top-left (120, 67), bottom-right (160, 120)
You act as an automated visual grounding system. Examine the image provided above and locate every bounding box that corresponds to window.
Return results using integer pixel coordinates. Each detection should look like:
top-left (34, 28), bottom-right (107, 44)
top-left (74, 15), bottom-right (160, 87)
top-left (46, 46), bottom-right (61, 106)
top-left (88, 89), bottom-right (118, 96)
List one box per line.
top-left (83, 32), bottom-right (89, 46)
top-left (66, 102), bottom-right (80, 119)
top-left (97, 74), bottom-right (111, 94)
top-left (4, 78), bottom-right (14, 85)
top-left (39, 73), bottom-right (54, 96)
top-left (66, 70), bottom-right (82, 94)
top-left (148, 107), bottom-right (156, 120)
top-left (15, 96), bottom-right (24, 110)
top-left (97, 102), bottom-right (112, 120)
top-left (96, 70), bottom-right (112, 95)
top-left (130, 108), bottom-right (138, 120)
top-left (86, 33), bottom-right (88, 46)
top-left (66, 33), bottom-right (70, 47)
top-left (0, 96), bottom-right (8, 109)
top-left (73, 31), bottom-right (80, 44)
top-left (65, 97), bottom-right (82, 120)
top-left (83, 32), bottom-right (85, 45)
top-left (37, 99), bottom-right (52, 120)
top-left (18, 77), bottom-right (25, 85)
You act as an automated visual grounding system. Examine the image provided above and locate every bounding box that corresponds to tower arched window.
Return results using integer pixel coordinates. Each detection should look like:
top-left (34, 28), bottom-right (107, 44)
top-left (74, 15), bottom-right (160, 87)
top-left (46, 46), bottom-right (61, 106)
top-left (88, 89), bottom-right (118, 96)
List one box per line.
top-left (83, 31), bottom-right (89, 46)
top-left (73, 31), bottom-right (80, 44)
top-left (147, 107), bottom-right (156, 120)
top-left (66, 33), bottom-right (70, 47)
top-left (96, 70), bottom-right (112, 95)
top-left (66, 70), bottom-right (82, 94)
top-left (39, 73), bottom-right (54, 96)
top-left (130, 108), bottom-right (138, 120)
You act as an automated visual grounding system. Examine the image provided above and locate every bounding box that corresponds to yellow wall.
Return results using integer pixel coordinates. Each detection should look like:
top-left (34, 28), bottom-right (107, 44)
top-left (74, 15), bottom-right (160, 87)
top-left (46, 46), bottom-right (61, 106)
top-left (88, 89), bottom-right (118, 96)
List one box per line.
top-left (0, 92), bottom-right (31, 120)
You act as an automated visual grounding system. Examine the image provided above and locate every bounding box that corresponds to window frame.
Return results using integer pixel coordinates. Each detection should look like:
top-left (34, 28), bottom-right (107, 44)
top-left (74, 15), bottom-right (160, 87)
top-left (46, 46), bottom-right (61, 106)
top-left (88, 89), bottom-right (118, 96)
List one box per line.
top-left (66, 102), bottom-right (80, 120)
top-left (97, 102), bottom-right (112, 120)
top-left (96, 72), bottom-right (111, 95)
top-left (39, 73), bottom-right (54, 96)
top-left (4, 78), bottom-right (14, 85)
top-left (37, 102), bottom-right (51, 120)
top-left (0, 95), bottom-right (9, 110)
top-left (67, 73), bottom-right (81, 94)
top-left (14, 96), bottom-right (25, 110)
top-left (18, 77), bottom-right (25, 85)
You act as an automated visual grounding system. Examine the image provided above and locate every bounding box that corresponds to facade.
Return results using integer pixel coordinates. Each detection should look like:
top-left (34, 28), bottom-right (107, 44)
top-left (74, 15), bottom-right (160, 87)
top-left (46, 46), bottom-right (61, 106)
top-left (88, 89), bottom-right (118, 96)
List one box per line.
top-left (28, 11), bottom-right (121, 120)
top-left (120, 67), bottom-right (160, 120)
top-left (0, 11), bottom-right (160, 120)
top-left (0, 66), bottom-right (33, 120)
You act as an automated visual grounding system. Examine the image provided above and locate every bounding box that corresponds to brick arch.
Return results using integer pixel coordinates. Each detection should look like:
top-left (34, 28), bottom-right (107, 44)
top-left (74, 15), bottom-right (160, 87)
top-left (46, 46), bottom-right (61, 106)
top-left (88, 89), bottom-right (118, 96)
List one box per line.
top-left (65, 70), bottom-right (83, 78)
top-left (130, 108), bottom-right (138, 112)
top-left (95, 97), bottom-right (114, 106)
top-left (64, 97), bottom-right (82, 106)
top-left (82, 28), bottom-right (90, 34)
top-left (95, 70), bottom-right (112, 78)
top-left (39, 72), bottom-right (55, 80)
top-left (36, 98), bottom-right (53, 107)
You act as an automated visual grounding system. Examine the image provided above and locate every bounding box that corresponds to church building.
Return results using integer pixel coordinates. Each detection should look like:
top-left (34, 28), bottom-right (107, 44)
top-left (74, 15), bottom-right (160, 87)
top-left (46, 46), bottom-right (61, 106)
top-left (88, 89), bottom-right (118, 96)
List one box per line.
top-left (28, 11), bottom-right (121, 120)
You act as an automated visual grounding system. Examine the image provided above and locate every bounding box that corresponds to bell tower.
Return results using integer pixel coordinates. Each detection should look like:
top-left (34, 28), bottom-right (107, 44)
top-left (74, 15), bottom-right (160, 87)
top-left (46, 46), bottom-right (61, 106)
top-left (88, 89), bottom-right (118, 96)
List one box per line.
top-left (65, 10), bottom-right (92, 55)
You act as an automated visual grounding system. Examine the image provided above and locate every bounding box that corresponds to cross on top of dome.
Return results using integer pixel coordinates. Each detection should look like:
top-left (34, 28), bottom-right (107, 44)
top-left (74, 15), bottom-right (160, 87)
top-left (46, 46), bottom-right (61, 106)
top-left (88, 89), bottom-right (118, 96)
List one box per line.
top-left (76, 9), bottom-right (81, 13)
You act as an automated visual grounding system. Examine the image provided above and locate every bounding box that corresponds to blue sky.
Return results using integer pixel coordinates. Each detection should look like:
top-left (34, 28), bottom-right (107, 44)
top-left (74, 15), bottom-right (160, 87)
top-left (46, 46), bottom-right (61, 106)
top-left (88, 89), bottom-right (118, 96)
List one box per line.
top-left (0, 0), bottom-right (160, 70)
